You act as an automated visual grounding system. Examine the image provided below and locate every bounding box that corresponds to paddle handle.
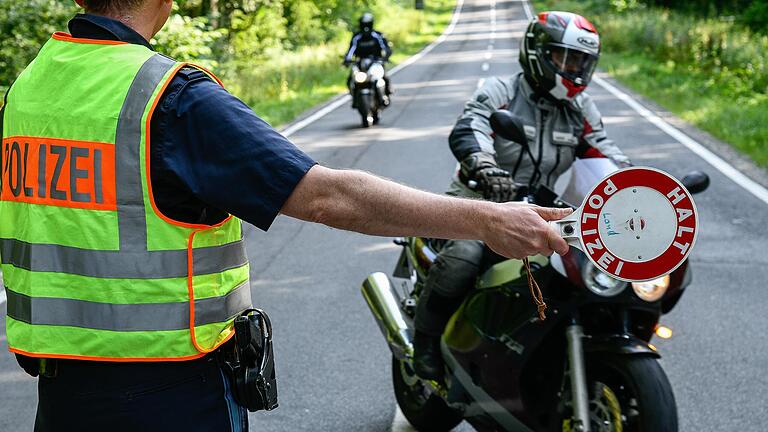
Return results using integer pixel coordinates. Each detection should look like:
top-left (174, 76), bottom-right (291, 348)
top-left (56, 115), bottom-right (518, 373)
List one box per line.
top-left (549, 208), bottom-right (583, 251)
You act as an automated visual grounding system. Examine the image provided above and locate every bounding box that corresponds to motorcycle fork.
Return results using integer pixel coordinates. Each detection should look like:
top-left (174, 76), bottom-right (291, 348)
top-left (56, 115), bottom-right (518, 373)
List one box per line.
top-left (566, 322), bottom-right (591, 432)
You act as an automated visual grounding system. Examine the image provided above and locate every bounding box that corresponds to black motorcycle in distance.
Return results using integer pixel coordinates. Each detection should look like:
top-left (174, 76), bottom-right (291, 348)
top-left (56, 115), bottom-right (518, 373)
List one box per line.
top-left (361, 111), bottom-right (710, 432)
top-left (347, 56), bottom-right (389, 128)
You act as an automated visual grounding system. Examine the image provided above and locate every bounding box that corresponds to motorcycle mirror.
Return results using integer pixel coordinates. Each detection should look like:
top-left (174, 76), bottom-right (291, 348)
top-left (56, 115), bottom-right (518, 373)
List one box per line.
top-left (550, 167), bottom-right (700, 282)
top-left (681, 170), bottom-right (709, 194)
top-left (490, 110), bottom-right (527, 146)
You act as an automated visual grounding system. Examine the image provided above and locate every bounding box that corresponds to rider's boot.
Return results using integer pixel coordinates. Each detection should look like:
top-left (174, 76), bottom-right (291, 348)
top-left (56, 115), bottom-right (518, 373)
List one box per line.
top-left (413, 330), bottom-right (444, 381)
top-left (413, 240), bottom-right (484, 382)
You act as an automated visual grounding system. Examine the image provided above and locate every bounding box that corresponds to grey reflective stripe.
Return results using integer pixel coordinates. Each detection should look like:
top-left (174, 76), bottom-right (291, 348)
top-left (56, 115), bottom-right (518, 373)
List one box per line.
top-left (0, 237), bottom-right (247, 279)
top-left (116, 54), bottom-right (175, 251)
top-left (6, 281), bottom-right (251, 331)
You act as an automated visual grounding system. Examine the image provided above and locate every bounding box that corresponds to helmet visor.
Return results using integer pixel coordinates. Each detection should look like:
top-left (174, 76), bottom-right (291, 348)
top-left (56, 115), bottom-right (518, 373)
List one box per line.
top-left (542, 45), bottom-right (598, 85)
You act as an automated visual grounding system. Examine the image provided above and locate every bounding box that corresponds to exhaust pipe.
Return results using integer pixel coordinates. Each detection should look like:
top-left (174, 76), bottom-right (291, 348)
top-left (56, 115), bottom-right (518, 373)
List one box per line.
top-left (361, 272), bottom-right (413, 359)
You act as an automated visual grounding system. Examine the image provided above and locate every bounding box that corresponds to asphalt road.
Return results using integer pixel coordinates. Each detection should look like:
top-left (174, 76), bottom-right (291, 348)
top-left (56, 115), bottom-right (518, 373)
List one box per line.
top-left (2, 0), bottom-right (768, 431)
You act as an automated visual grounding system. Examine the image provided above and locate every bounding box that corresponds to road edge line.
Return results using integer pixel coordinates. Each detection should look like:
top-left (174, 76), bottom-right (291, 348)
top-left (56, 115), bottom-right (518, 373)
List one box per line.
top-left (592, 75), bottom-right (768, 206)
top-left (281, 0), bottom-right (466, 138)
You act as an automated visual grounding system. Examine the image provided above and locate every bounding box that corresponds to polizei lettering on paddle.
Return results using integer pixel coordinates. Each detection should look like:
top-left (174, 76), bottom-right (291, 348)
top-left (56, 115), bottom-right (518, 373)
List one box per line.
top-left (578, 167), bottom-right (698, 282)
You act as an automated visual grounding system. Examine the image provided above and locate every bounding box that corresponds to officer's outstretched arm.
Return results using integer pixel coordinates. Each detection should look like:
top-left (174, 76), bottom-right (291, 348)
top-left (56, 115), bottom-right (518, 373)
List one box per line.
top-left (279, 165), bottom-right (571, 259)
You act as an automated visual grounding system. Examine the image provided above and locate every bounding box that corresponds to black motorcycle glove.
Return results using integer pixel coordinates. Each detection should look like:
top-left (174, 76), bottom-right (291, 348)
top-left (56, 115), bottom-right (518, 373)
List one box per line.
top-left (460, 152), bottom-right (515, 202)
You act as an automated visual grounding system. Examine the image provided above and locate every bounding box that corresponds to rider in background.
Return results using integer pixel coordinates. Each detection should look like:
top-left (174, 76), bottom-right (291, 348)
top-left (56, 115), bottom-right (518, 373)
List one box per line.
top-left (413, 11), bottom-right (632, 381)
top-left (344, 13), bottom-right (393, 103)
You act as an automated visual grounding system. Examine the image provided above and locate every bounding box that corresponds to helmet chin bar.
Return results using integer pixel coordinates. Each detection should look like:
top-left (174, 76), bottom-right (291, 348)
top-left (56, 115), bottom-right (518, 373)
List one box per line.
top-left (549, 75), bottom-right (586, 101)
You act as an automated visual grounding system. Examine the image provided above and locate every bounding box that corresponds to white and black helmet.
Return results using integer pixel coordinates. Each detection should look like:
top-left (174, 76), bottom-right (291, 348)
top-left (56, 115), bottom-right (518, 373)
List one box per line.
top-left (359, 13), bottom-right (374, 34)
top-left (519, 11), bottom-right (601, 102)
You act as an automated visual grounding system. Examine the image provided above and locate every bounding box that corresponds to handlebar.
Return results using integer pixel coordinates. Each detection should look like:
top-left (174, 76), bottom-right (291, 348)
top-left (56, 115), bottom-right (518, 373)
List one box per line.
top-left (467, 179), bottom-right (574, 208)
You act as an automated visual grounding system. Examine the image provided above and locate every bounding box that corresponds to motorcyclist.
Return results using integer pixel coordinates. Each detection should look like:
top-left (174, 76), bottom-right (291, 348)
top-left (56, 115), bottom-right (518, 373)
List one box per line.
top-left (413, 11), bottom-right (632, 381)
top-left (344, 12), bottom-right (393, 104)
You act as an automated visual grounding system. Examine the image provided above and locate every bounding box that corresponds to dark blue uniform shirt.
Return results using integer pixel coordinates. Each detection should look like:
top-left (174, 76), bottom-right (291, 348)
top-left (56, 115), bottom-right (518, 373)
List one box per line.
top-left (2, 14), bottom-right (315, 230)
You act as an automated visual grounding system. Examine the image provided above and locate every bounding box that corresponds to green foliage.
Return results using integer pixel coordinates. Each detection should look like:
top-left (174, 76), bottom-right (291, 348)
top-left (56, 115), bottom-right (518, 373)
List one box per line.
top-left (284, 0), bottom-right (325, 47)
top-left (0, 0), bottom-right (77, 91)
top-left (152, 14), bottom-right (226, 70)
top-left (533, 0), bottom-right (768, 166)
top-left (231, 0), bottom-right (456, 126)
top-left (0, 0), bottom-right (455, 126)
top-left (743, 1), bottom-right (768, 31)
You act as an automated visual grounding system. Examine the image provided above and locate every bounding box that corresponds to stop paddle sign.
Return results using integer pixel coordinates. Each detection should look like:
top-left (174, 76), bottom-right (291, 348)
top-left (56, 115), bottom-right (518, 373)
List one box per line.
top-left (552, 167), bottom-right (699, 282)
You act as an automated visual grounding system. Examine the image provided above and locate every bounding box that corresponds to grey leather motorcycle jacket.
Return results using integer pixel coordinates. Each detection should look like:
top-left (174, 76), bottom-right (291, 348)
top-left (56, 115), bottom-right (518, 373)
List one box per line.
top-left (448, 72), bottom-right (629, 197)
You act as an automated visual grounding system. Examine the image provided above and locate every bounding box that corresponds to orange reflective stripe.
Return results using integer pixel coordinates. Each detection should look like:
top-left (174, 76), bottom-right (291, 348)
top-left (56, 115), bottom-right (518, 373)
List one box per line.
top-left (140, 61), bottom-right (238, 354)
top-left (1, 136), bottom-right (116, 211)
top-left (52, 32), bottom-right (128, 46)
top-left (189, 62), bottom-right (225, 88)
top-left (144, 62), bottom-right (233, 229)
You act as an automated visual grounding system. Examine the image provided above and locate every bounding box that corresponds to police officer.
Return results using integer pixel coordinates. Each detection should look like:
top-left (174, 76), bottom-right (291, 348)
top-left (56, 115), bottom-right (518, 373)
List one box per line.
top-left (412, 11), bottom-right (631, 381)
top-left (344, 12), bottom-right (393, 102)
top-left (0, 1), bottom-right (571, 430)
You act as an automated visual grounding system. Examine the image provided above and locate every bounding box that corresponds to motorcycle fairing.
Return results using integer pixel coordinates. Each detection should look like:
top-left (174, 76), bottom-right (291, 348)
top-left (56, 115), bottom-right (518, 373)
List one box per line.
top-left (443, 267), bottom-right (565, 431)
top-left (441, 341), bottom-right (535, 432)
top-left (477, 255), bottom-right (550, 290)
top-left (584, 333), bottom-right (660, 358)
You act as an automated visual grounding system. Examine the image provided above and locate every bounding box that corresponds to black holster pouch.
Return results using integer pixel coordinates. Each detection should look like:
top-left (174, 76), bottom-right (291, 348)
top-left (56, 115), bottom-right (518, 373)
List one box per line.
top-left (222, 308), bottom-right (278, 412)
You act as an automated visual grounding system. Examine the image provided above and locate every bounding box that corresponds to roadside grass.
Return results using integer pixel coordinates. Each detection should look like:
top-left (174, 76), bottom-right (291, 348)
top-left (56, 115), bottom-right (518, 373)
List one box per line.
top-left (531, 0), bottom-right (768, 168)
top-left (600, 53), bottom-right (768, 167)
top-left (226, 0), bottom-right (455, 127)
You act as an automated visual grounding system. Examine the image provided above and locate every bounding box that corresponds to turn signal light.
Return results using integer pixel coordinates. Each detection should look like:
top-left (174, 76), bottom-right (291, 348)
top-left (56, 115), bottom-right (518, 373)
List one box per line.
top-left (655, 325), bottom-right (673, 339)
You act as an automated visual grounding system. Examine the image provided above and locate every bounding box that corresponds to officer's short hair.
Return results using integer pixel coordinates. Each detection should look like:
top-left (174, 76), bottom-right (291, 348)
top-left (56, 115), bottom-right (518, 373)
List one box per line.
top-left (81, 0), bottom-right (145, 14)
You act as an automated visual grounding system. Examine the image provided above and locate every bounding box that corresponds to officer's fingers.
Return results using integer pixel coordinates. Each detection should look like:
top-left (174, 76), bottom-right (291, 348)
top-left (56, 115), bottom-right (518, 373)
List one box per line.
top-left (531, 206), bottom-right (573, 222)
top-left (547, 228), bottom-right (570, 256)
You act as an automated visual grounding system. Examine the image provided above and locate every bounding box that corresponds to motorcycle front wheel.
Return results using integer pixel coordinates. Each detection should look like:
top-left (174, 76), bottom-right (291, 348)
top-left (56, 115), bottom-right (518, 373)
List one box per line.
top-left (562, 354), bottom-right (678, 432)
top-left (391, 357), bottom-right (463, 431)
top-left (358, 93), bottom-right (374, 128)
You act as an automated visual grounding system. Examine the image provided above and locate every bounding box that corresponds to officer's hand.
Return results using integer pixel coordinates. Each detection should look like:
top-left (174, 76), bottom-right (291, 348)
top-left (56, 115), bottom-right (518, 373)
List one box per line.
top-left (461, 152), bottom-right (515, 202)
top-left (484, 203), bottom-right (572, 259)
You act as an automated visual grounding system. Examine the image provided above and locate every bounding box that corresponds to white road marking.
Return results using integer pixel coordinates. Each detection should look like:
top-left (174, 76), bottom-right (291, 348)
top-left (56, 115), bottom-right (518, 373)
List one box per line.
top-left (477, 78), bottom-right (486, 89)
top-left (521, 0), bottom-right (534, 20)
top-left (592, 76), bottom-right (768, 206)
top-left (0, 290), bottom-right (6, 307)
top-left (391, 407), bottom-right (416, 432)
top-left (281, 0), bottom-right (466, 138)
top-left (519, 0), bottom-right (768, 206)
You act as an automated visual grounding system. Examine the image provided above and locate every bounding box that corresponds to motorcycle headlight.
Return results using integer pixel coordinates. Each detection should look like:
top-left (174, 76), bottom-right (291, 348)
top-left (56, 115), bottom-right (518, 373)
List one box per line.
top-left (632, 275), bottom-right (670, 302)
top-left (369, 63), bottom-right (385, 81)
top-left (582, 263), bottom-right (626, 297)
top-left (354, 71), bottom-right (369, 83)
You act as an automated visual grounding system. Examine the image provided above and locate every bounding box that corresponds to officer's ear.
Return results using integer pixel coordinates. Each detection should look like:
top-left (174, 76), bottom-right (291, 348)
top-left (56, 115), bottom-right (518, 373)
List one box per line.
top-left (151, 0), bottom-right (175, 37)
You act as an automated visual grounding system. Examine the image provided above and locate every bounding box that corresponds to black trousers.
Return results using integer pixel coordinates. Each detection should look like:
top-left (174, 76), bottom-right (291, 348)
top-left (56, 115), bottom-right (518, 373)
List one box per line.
top-left (33, 353), bottom-right (248, 432)
top-left (415, 239), bottom-right (485, 336)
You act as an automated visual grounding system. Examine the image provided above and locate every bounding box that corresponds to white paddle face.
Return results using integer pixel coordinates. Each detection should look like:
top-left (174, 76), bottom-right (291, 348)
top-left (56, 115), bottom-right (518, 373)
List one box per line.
top-left (552, 167), bottom-right (699, 282)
